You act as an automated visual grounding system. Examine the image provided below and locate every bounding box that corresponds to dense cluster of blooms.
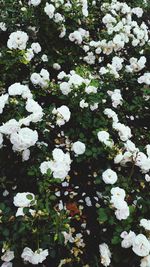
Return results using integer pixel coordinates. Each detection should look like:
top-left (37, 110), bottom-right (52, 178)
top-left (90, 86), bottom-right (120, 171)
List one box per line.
top-left (0, 0), bottom-right (150, 266)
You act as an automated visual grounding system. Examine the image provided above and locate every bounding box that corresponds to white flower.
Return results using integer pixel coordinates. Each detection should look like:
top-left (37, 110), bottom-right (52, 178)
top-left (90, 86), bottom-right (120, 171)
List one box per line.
top-left (44, 3), bottom-right (55, 19)
top-left (126, 57), bottom-right (146, 73)
top-left (115, 205), bottom-right (130, 220)
top-left (41, 54), bottom-right (48, 62)
top-left (110, 186), bottom-right (129, 220)
top-left (10, 127), bottom-right (38, 152)
top-left (60, 82), bottom-right (71, 95)
top-left (146, 145), bottom-right (150, 158)
top-left (0, 22), bottom-right (7, 31)
top-left (22, 149), bottom-right (30, 161)
top-left (132, 234), bottom-right (150, 257)
top-left (1, 251), bottom-right (14, 262)
top-left (52, 105), bottom-right (71, 126)
top-left (40, 161), bottom-right (52, 175)
top-left (31, 68), bottom-right (50, 88)
top-left (111, 56), bottom-right (124, 71)
top-left (104, 108), bottom-right (118, 123)
top-left (140, 255), bottom-right (150, 267)
top-left (140, 219), bottom-right (150, 231)
top-left (125, 140), bottom-right (138, 153)
top-left (53, 63), bottom-right (61, 70)
top-left (57, 71), bottom-right (67, 80)
top-left (145, 174), bottom-right (150, 182)
top-left (72, 141), bottom-right (86, 155)
top-left (135, 152), bottom-right (150, 173)
top-left (7, 31), bottom-right (28, 50)
top-left (13, 192), bottom-right (36, 207)
top-left (21, 247), bottom-right (48, 265)
top-left (29, 0), bottom-right (41, 6)
top-left (80, 99), bottom-right (88, 109)
top-left (1, 262), bottom-right (13, 267)
top-left (107, 89), bottom-right (123, 108)
top-left (0, 94), bottom-right (9, 114)
top-left (40, 68), bottom-right (50, 80)
top-left (62, 231), bottom-right (74, 245)
top-left (30, 73), bottom-right (42, 85)
top-left (68, 73), bottom-right (84, 87)
top-left (69, 31), bottom-right (83, 45)
top-left (31, 42), bottom-right (41, 53)
top-left (102, 169), bottom-right (118, 184)
top-left (85, 86), bottom-right (97, 94)
top-left (16, 207), bottom-right (25, 217)
top-left (0, 119), bottom-right (20, 135)
top-left (8, 83), bottom-right (32, 99)
top-left (24, 48), bottom-right (34, 62)
top-left (132, 7), bottom-right (143, 18)
top-left (54, 13), bottom-right (64, 23)
top-left (111, 187), bottom-right (126, 201)
top-left (121, 231), bottom-right (136, 248)
top-left (97, 131), bottom-right (113, 147)
top-left (138, 73), bottom-right (150, 85)
top-left (113, 122), bottom-right (132, 141)
top-left (40, 148), bottom-right (71, 180)
top-left (26, 98), bottom-right (43, 115)
top-left (84, 52), bottom-right (96, 65)
top-left (99, 243), bottom-right (111, 267)
top-left (0, 133), bottom-right (3, 148)
top-left (114, 153), bottom-right (124, 164)
top-left (102, 14), bottom-right (116, 25)
top-left (90, 103), bottom-right (98, 111)
top-left (85, 196), bottom-right (92, 206)
top-left (81, 0), bottom-right (88, 17)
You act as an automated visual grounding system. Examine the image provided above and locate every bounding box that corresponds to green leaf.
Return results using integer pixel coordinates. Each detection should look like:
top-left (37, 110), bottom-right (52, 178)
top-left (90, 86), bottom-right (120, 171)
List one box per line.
top-left (111, 235), bottom-right (121, 245)
top-left (26, 194), bottom-right (33, 200)
top-left (97, 208), bottom-right (108, 223)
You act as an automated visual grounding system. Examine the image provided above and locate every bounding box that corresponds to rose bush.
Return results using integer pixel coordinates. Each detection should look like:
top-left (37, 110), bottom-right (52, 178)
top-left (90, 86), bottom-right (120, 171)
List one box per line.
top-left (0, 0), bottom-right (150, 266)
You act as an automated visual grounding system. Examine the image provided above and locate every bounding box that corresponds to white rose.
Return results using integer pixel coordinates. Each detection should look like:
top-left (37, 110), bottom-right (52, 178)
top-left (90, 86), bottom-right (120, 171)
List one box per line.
top-left (68, 74), bottom-right (84, 86)
top-left (115, 205), bottom-right (130, 220)
top-left (30, 73), bottom-right (42, 85)
top-left (1, 263), bottom-right (13, 267)
top-left (121, 231), bottom-right (136, 248)
top-left (44, 3), bottom-right (55, 18)
top-left (145, 174), bottom-right (150, 182)
top-left (0, 94), bottom-right (9, 114)
top-left (111, 187), bottom-right (126, 200)
top-left (72, 141), bottom-right (86, 155)
top-left (0, 119), bottom-right (20, 135)
top-left (40, 161), bottom-right (52, 175)
top-left (85, 86), bottom-right (97, 94)
top-left (132, 234), bottom-right (150, 257)
top-left (10, 127), bottom-right (38, 151)
top-left (146, 145), bottom-right (150, 157)
top-left (1, 251), bottom-right (14, 262)
top-left (53, 63), bottom-right (61, 70)
top-left (29, 0), bottom-right (41, 6)
top-left (99, 243), bottom-right (111, 267)
top-left (56, 105), bottom-right (71, 125)
top-left (7, 31), bottom-right (28, 50)
top-left (13, 192), bottom-right (36, 207)
top-left (21, 247), bottom-right (48, 264)
top-left (22, 149), bottom-right (30, 161)
top-left (140, 255), bottom-right (150, 267)
top-left (60, 82), bottom-right (71, 95)
top-left (41, 54), bottom-right (48, 62)
top-left (102, 169), bottom-right (118, 184)
top-left (140, 219), bottom-right (150, 231)
top-left (26, 98), bottom-right (43, 114)
top-left (31, 42), bottom-right (41, 53)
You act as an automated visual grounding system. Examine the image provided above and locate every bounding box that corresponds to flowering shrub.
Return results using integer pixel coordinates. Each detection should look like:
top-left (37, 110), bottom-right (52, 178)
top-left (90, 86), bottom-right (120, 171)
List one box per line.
top-left (0, 0), bottom-right (150, 266)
